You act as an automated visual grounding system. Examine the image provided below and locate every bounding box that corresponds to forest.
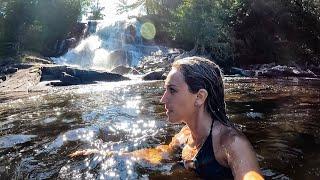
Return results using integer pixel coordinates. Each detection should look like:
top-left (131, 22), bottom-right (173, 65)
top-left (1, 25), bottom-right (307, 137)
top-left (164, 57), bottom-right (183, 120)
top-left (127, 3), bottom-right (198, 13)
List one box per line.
top-left (0, 0), bottom-right (319, 67)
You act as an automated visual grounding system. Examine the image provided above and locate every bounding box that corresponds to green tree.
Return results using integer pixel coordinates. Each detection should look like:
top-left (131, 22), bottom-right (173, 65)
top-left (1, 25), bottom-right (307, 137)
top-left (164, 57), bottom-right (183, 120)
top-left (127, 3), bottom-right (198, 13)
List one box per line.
top-left (87, 0), bottom-right (105, 20)
top-left (0, 0), bottom-right (35, 55)
top-left (167, 0), bottom-right (240, 65)
top-left (140, 0), bottom-right (319, 66)
top-left (0, 0), bottom-right (91, 57)
top-left (233, 0), bottom-right (320, 66)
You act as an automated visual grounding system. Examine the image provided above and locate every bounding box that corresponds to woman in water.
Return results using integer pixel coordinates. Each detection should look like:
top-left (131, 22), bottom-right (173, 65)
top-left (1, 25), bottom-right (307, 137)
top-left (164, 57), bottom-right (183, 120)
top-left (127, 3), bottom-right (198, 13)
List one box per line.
top-left (71, 56), bottom-right (263, 180)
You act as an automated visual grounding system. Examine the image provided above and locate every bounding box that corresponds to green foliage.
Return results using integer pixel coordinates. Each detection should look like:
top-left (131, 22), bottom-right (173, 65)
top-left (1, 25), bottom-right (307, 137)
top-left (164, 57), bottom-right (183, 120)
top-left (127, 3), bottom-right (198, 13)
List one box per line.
top-left (1, 0), bottom-right (318, 66)
top-left (0, 0), bottom-right (90, 56)
top-left (233, 0), bottom-right (320, 65)
top-left (139, 0), bottom-right (319, 66)
top-left (130, 0), bottom-right (240, 64)
top-left (87, 0), bottom-right (105, 20)
top-left (165, 0), bottom-right (240, 64)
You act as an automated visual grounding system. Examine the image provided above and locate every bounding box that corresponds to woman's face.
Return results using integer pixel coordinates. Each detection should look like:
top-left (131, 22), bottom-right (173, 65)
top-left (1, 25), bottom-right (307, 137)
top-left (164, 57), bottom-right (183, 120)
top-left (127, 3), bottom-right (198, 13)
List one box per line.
top-left (160, 68), bottom-right (198, 123)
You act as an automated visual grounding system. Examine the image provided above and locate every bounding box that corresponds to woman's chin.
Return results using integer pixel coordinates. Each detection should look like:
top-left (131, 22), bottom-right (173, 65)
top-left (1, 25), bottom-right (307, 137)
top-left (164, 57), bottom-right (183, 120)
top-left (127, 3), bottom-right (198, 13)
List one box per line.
top-left (167, 116), bottom-right (182, 124)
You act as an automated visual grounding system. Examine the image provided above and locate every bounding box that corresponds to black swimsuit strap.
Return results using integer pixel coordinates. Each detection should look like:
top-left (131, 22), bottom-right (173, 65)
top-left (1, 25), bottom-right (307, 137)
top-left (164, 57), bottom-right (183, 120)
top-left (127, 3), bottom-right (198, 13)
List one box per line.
top-left (194, 120), bottom-right (214, 159)
top-left (209, 119), bottom-right (214, 135)
top-left (193, 119), bottom-right (234, 179)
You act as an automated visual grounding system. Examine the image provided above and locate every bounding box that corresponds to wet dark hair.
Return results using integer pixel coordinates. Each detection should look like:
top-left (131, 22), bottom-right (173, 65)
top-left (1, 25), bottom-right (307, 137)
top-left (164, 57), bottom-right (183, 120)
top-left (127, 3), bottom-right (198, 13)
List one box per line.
top-left (172, 56), bottom-right (232, 126)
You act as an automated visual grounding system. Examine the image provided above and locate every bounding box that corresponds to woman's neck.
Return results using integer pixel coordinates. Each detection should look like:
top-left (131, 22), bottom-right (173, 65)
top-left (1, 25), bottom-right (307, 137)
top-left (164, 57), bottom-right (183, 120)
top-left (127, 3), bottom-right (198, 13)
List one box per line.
top-left (185, 110), bottom-right (213, 148)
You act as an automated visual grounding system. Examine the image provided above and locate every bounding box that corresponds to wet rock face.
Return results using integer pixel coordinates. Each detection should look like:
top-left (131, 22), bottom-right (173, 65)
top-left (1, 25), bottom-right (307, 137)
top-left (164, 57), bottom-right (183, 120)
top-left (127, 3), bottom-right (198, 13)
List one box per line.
top-left (59, 72), bottom-right (82, 85)
top-left (40, 65), bottom-right (129, 86)
top-left (310, 66), bottom-right (320, 76)
top-left (110, 65), bottom-right (141, 75)
top-left (24, 57), bottom-right (52, 64)
top-left (137, 55), bottom-right (173, 73)
top-left (0, 63), bottom-right (34, 76)
top-left (107, 50), bottom-right (129, 69)
top-left (256, 65), bottom-right (317, 77)
top-left (142, 71), bottom-right (166, 81)
top-left (136, 55), bottom-right (173, 81)
top-left (230, 64), bottom-right (318, 78)
top-left (49, 22), bottom-right (88, 57)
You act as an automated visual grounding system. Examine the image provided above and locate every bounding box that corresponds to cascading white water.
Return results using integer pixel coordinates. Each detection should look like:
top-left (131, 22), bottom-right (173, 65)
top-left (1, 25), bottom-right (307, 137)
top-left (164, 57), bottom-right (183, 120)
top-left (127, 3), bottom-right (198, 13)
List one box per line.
top-left (52, 1), bottom-right (165, 71)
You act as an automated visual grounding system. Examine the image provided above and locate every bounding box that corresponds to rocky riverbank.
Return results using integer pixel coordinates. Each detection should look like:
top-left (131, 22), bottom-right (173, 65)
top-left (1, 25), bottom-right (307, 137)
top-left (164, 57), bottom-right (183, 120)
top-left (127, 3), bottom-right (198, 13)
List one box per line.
top-left (1, 51), bottom-right (319, 103)
top-left (0, 55), bottom-right (130, 103)
top-left (135, 50), bottom-right (320, 80)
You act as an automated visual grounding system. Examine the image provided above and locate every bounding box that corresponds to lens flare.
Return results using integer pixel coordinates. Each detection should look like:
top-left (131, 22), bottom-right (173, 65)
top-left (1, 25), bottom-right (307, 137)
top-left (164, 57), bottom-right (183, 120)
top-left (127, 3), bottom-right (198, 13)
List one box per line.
top-left (140, 22), bottom-right (156, 40)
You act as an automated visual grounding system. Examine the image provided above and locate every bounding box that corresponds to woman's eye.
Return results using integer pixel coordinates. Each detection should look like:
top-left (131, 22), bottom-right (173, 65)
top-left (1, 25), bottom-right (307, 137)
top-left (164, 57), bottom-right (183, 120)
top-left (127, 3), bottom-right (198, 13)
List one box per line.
top-left (169, 88), bottom-right (176, 94)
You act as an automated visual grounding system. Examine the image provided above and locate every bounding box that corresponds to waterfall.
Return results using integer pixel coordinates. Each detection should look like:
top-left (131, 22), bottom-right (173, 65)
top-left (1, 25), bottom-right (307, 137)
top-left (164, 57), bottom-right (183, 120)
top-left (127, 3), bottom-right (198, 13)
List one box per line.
top-left (52, 17), bottom-right (165, 71)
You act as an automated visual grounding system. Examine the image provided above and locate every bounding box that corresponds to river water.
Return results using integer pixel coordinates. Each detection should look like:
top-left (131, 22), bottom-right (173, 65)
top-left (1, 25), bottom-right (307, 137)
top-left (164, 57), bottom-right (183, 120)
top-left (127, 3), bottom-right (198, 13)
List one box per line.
top-left (0, 77), bottom-right (319, 179)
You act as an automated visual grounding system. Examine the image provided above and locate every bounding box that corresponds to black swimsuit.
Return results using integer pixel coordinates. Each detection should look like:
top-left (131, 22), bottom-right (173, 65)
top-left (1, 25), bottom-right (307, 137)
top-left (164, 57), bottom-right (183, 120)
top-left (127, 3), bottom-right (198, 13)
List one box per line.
top-left (191, 121), bottom-right (233, 179)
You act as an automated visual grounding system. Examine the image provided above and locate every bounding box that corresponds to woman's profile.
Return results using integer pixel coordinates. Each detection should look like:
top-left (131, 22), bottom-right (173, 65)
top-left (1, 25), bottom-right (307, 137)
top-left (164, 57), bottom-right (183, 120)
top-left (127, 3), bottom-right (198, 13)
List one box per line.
top-left (70, 56), bottom-right (264, 180)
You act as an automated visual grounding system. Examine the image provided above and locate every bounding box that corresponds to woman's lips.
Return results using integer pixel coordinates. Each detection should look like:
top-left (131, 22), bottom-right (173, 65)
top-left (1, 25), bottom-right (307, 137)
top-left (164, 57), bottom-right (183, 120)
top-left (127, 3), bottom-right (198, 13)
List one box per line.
top-left (164, 106), bottom-right (172, 115)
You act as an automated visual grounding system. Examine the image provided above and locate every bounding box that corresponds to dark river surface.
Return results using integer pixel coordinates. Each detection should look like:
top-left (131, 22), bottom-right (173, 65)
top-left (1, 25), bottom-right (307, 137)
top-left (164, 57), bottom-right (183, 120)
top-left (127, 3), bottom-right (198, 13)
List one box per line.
top-left (0, 77), bottom-right (319, 179)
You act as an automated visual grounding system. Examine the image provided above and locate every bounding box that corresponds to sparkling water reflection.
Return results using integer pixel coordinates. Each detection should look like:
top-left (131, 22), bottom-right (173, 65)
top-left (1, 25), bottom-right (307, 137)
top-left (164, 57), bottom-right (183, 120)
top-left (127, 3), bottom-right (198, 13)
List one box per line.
top-left (0, 77), bottom-right (319, 179)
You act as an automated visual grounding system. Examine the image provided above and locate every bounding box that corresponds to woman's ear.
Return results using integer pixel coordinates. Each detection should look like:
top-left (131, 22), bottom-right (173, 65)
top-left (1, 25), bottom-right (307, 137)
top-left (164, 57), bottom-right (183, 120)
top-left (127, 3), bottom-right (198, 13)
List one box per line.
top-left (195, 89), bottom-right (208, 106)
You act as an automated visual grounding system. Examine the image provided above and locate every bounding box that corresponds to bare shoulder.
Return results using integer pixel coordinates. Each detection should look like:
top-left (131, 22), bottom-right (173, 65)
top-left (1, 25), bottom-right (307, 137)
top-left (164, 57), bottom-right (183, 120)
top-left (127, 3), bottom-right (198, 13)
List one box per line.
top-left (219, 127), bottom-right (256, 162)
top-left (218, 127), bottom-right (264, 180)
top-left (219, 127), bottom-right (250, 150)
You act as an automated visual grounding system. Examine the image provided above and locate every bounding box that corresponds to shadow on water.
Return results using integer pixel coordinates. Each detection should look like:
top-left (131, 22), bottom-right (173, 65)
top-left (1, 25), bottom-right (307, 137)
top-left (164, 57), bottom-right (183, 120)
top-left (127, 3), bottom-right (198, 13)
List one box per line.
top-left (0, 77), bottom-right (319, 179)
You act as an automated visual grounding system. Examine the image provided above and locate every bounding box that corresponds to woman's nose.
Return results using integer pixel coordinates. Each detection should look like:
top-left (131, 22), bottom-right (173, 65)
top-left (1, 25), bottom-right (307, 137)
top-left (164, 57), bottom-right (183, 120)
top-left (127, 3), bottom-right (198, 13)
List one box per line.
top-left (160, 91), bottom-right (167, 104)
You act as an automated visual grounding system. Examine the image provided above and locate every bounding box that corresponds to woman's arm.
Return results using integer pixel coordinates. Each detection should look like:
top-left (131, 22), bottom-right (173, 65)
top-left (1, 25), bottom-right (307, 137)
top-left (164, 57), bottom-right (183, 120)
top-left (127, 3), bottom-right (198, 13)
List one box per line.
top-left (157, 125), bottom-right (190, 151)
top-left (69, 125), bottom-right (190, 164)
top-left (223, 134), bottom-right (264, 180)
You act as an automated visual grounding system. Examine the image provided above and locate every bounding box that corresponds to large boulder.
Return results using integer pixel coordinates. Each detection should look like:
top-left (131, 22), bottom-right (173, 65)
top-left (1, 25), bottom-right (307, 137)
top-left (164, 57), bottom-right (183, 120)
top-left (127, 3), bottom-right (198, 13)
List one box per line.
top-left (142, 70), bottom-right (166, 81)
top-left (111, 65), bottom-right (132, 75)
top-left (60, 72), bottom-right (81, 85)
top-left (40, 65), bottom-right (130, 86)
top-left (111, 65), bottom-right (142, 75)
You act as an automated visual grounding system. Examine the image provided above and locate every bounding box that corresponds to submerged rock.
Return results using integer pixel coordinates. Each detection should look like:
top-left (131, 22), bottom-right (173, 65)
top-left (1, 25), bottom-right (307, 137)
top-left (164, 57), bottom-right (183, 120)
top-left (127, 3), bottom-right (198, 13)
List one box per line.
top-left (0, 134), bottom-right (37, 149)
